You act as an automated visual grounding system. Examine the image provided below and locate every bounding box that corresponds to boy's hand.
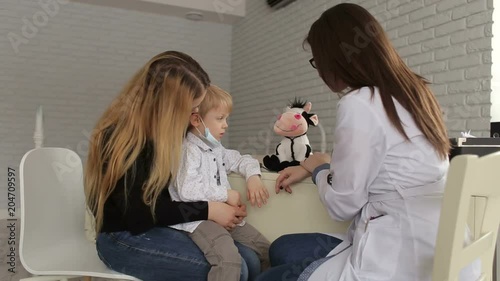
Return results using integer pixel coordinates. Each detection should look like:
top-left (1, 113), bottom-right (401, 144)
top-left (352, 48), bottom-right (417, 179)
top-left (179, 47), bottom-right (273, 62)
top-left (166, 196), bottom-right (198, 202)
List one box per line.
top-left (208, 202), bottom-right (245, 230)
top-left (246, 175), bottom-right (269, 208)
top-left (227, 189), bottom-right (241, 207)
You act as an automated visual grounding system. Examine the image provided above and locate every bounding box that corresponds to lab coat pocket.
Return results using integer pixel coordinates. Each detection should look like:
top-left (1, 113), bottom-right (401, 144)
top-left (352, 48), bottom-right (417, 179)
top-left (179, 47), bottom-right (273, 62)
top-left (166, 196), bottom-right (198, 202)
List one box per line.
top-left (355, 215), bottom-right (402, 280)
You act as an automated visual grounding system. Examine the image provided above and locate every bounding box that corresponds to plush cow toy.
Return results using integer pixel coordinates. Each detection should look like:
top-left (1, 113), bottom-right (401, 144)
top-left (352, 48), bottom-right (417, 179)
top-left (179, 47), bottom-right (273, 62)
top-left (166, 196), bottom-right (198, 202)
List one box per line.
top-left (263, 98), bottom-right (319, 172)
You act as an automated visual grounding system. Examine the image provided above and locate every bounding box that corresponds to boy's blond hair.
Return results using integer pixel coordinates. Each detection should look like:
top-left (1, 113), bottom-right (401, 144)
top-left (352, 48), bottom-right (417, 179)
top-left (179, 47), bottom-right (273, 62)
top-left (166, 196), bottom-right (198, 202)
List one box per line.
top-left (199, 85), bottom-right (233, 117)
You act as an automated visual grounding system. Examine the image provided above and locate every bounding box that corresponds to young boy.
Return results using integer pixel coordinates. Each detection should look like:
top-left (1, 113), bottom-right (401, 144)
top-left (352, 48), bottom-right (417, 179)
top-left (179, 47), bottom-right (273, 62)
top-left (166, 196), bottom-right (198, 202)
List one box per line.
top-left (169, 85), bottom-right (271, 281)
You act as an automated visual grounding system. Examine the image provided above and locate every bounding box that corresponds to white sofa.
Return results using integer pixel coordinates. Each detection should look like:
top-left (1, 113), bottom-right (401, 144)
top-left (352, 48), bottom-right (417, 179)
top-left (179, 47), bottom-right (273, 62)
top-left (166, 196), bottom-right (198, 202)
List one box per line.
top-left (83, 167), bottom-right (497, 277)
top-left (229, 170), bottom-right (350, 242)
top-left (85, 169), bottom-right (350, 244)
top-left (78, 161), bottom-right (496, 277)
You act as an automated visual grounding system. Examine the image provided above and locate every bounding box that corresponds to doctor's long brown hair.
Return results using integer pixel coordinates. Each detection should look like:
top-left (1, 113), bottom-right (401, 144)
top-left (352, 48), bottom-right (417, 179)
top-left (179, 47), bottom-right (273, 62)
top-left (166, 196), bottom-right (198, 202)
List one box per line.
top-left (306, 3), bottom-right (449, 159)
top-left (84, 51), bottom-right (210, 232)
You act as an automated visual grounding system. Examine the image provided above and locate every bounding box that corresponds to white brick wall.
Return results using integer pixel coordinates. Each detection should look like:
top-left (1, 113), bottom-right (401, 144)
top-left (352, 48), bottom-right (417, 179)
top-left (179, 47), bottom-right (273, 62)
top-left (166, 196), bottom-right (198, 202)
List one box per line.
top-left (229, 0), bottom-right (493, 155)
top-left (492, 0), bottom-right (500, 122)
top-left (1, 0), bottom-right (494, 202)
top-left (0, 0), bottom-right (232, 208)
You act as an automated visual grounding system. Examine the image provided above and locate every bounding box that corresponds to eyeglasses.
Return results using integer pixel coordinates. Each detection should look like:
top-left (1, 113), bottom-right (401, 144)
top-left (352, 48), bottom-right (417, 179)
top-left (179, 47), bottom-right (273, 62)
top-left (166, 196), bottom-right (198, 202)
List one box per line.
top-left (309, 58), bottom-right (316, 69)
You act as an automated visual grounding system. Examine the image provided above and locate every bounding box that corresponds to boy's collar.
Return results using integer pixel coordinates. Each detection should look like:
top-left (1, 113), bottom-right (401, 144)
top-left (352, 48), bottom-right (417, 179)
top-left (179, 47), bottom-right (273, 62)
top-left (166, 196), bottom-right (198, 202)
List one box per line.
top-left (186, 131), bottom-right (218, 151)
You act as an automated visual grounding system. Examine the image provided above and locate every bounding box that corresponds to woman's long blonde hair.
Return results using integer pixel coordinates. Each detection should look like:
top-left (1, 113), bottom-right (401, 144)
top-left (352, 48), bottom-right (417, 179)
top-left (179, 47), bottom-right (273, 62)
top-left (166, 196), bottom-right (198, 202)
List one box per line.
top-left (306, 4), bottom-right (449, 159)
top-left (85, 51), bottom-right (210, 232)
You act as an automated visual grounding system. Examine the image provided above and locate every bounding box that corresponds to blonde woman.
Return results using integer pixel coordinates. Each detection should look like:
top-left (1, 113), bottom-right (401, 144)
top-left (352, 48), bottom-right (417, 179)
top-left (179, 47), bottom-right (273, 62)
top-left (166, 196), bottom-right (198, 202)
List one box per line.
top-left (85, 51), bottom-right (260, 281)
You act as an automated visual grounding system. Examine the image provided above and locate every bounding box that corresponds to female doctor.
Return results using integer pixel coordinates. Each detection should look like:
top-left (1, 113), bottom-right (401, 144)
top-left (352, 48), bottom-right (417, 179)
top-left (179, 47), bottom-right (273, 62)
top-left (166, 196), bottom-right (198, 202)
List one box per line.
top-left (256, 3), bottom-right (480, 281)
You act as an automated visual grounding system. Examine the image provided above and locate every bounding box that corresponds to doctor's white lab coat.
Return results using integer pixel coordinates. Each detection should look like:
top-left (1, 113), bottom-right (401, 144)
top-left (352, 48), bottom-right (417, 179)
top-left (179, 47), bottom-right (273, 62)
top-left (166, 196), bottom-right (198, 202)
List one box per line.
top-left (307, 87), bottom-right (480, 281)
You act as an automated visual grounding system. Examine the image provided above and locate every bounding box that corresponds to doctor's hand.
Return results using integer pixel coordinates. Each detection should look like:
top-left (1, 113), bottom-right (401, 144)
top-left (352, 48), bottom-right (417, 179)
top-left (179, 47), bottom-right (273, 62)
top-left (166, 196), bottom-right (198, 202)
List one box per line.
top-left (300, 153), bottom-right (331, 173)
top-left (275, 165), bottom-right (311, 194)
top-left (246, 175), bottom-right (269, 208)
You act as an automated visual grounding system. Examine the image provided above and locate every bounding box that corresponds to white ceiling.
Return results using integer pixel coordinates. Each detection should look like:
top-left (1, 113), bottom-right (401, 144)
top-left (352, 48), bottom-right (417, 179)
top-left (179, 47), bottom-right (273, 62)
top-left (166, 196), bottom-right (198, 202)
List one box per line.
top-left (72, 0), bottom-right (246, 24)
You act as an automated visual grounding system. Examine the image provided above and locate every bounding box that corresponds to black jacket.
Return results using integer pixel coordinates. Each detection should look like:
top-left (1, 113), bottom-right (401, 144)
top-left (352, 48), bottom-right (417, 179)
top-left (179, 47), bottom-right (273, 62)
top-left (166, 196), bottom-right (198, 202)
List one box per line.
top-left (101, 141), bottom-right (209, 235)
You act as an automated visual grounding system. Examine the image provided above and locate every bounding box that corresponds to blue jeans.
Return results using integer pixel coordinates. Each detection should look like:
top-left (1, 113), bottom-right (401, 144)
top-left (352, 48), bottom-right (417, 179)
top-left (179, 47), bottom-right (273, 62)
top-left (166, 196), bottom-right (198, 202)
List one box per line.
top-left (255, 233), bottom-right (342, 281)
top-left (96, 227), bottom-right (261, 281)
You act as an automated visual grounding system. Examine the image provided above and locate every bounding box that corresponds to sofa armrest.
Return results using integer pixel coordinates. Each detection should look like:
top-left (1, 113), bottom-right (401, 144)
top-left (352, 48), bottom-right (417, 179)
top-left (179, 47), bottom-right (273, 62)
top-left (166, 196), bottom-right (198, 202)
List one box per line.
top-left (228, 171), bottom-right (350, 242)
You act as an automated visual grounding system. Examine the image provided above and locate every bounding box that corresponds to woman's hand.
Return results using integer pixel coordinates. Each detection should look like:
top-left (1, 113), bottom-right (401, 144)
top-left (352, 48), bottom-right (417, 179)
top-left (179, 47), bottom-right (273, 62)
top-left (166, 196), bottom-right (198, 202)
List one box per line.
top-left (226, 189), bottom-right (241, 207)
top-left (246, 175), bottom-right (269, 208)
top-left (208, 202), bottom-right (247, 230)
top-left (301, 153), bottom-right (331, 173)
top-left (275, 165), bottom-right (311, 194)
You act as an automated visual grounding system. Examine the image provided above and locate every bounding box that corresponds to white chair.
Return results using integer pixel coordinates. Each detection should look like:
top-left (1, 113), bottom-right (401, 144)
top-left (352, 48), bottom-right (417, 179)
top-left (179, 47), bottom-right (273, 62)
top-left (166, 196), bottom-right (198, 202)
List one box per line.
top-left (433, 152), bottom-right (500, 281)
top-left (19, 148), bottom-right (139, 281)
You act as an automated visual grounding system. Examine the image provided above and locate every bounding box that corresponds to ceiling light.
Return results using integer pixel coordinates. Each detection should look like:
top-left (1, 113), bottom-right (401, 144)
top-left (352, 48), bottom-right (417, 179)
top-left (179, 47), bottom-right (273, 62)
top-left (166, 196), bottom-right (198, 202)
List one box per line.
top-left (185, 11), bottom-right (203, 21)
